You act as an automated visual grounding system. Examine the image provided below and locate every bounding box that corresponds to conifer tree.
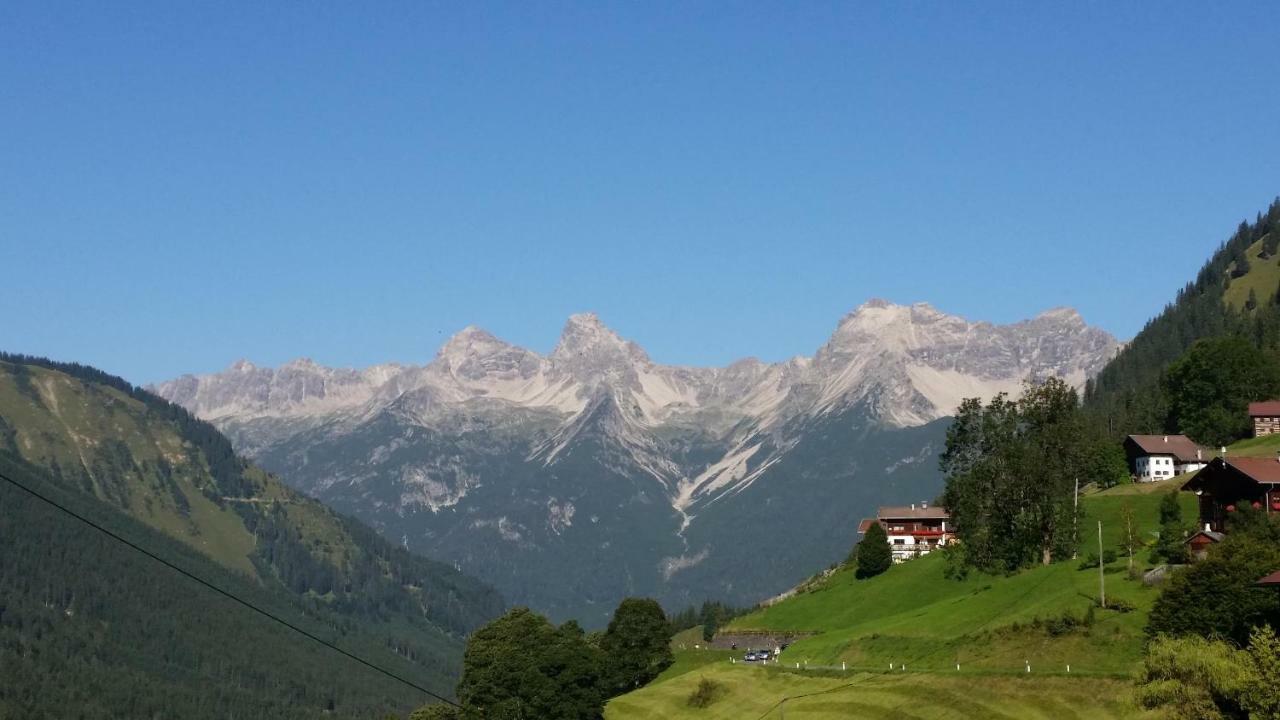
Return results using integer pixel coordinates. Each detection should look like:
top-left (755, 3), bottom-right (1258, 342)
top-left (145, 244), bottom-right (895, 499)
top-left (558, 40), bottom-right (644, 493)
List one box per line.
top-left (1153, 491), bottom-right (1190, 565)
top-left (856, 522), bottom-right (893, 578)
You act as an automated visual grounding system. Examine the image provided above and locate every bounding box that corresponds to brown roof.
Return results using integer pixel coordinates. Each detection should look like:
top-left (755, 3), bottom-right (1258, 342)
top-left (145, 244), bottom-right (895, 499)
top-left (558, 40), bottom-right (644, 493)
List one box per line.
top-left (1183, 456), bottom-right (1280, 493)
top-left (1185, 529), bottom-right (1225, 545)
top-left (1249, 401), bottom-right (1280, 417)
top-left (1220, 456), bottom-right (1280, 484)
top-left (877, 505), bottom-right (949, 520)
top-left (857, 518), bottom-right (876, 534)
top-left (1126, 435), bottom-right (1208, 463)
top-left (1259, 570), bottom-right (1280, 586)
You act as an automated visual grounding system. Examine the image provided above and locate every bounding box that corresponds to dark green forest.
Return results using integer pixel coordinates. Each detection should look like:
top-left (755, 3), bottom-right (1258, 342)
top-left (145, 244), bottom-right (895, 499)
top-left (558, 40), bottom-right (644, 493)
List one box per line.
top-left (1084, 198), bottom-right (1280, 445)
top-left (0, 452), bottom-right (447, 719)
top-left (0, 355), bottom-right (507, 718)
top-left (0, 353), bottom-right (503, 636)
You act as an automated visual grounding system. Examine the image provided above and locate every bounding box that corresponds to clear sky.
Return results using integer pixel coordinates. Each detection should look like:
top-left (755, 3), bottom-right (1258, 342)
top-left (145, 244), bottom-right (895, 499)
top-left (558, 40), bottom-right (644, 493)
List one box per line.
top-left (4, 2), bottom-right (1280, 384)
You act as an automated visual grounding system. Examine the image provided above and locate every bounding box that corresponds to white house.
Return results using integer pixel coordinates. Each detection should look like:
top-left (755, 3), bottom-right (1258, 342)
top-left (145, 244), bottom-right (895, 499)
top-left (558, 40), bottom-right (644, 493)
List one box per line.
top-left (858, 503), bottom-right (954, 563)
top-left (1124, 435), bottom-right (1209, 481)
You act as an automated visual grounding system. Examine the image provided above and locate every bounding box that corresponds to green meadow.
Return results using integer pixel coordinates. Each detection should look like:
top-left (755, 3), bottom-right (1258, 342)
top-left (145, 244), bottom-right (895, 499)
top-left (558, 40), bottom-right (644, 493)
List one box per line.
top-left (607, 480), bottom-right (1195, 718)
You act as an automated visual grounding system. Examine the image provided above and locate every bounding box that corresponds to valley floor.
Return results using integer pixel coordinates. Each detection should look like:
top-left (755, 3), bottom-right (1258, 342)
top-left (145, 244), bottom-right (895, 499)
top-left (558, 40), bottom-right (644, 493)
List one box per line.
top-left (606, 663), bottom-right (1154, 720)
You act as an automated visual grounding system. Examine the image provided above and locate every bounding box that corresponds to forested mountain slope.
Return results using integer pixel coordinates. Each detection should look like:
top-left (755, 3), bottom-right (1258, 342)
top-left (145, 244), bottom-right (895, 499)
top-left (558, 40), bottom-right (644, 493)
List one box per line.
top-left (0, 354), bottom-right (504, 718)
top-left (1084, 197), bottom-right (1280, 434)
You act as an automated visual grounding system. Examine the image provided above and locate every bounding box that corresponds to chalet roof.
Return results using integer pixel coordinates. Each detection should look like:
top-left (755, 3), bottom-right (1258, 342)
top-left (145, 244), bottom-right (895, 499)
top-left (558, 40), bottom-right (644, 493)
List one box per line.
top-left (1185, 530), bottom-right (1225, 545)
top-left (1218, 456), bottom-right (1280, 484)
top-left (1125, 434), bottom-right (1208, 463)
top-left (857, 518), bottom-right (875, 534)
top-left (1259, 570), bottom-right (1280, 587)
top-left (1183, 456), bottom-right (1280, 493)
top-left (1248, 401), bottom-right (1280, 417)
top-left (878, 505), bottom-right (949, 520)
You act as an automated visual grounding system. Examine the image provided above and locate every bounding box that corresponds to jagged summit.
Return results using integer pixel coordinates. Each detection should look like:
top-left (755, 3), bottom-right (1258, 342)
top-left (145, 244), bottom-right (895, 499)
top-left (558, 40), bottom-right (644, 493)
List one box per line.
top-left (552, 312), bottom-right (648, 364)
top-left (154, 301), bottom-right (1119, 428)
top-left (149, 299), bottom-right (1123, 623)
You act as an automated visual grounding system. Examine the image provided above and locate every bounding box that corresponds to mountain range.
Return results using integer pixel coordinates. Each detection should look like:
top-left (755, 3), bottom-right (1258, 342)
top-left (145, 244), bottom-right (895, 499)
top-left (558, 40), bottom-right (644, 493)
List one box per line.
top-left (152, 300), bottom-right (1120, 623)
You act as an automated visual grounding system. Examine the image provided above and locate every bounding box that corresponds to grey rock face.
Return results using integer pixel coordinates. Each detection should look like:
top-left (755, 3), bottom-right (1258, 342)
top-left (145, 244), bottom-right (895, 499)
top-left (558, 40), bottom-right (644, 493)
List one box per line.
top-left (150, 300), bottom-right (1120, 624)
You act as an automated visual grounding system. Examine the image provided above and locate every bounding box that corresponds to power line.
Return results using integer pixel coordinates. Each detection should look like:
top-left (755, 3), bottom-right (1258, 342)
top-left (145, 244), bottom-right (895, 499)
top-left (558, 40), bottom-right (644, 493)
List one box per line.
top-left (0, 468), bottom-right (463, 711)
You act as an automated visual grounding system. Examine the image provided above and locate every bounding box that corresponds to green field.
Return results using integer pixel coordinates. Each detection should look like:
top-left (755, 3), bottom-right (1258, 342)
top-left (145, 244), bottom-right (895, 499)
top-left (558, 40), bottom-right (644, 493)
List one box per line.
top-left (607, 481), bottom-right (1195, 719)
top-left (607, 664), bottom-right (1153, 719)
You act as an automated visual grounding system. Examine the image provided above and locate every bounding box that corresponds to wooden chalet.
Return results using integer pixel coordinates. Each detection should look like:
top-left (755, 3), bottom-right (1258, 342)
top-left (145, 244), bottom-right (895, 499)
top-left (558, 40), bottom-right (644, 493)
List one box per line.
top-left (858, 503), bottom-right (953, 563)
top-left (1181, 456), bottom-right (1280, 533)
top-left (1249, 401), bottom-right (1280, 437)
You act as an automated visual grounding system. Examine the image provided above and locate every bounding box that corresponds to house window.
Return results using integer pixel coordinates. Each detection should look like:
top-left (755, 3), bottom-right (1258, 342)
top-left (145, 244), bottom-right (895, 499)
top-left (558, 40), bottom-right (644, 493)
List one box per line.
top-left (893, 539), bottom-right (905, 545)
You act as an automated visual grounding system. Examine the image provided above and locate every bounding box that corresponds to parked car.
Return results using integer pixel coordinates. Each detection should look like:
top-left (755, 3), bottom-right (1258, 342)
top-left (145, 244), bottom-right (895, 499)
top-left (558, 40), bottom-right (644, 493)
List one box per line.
top-left (756, 649), bottom-right (771, 660)
top-left (743, 652), bottom-right (757, 662)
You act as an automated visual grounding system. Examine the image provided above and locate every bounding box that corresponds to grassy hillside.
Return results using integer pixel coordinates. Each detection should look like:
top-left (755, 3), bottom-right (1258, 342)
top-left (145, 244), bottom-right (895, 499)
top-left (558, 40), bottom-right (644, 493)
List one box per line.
top-left (607, 482), bottom-right (1193, 718)
top-left (1223, 235), bottom-right (1280, 311)
top-left (0, 355), bottom-right (505, 717)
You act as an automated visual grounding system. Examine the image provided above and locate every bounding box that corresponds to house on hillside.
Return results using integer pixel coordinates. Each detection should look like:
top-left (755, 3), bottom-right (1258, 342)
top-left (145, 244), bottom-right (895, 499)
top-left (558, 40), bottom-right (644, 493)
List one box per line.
top-left (858, 503), bottom-right (954, 563)
top-left (1181, 456), bottom-right (1280, 533)
top-left (1249, 401), bottom-right (1280, 437)
top-left (1124, 435), bottom-right (1209, 481)
top-left (1185, 528), bottom-right (1224, 561)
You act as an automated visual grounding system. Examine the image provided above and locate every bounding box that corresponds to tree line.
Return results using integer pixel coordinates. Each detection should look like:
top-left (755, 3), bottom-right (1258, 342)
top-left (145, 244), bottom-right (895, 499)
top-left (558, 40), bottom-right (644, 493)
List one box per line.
top-left (1083, 198), bottom-right (1280, 447)
top-left (396, 598), bottom-right (679, 719)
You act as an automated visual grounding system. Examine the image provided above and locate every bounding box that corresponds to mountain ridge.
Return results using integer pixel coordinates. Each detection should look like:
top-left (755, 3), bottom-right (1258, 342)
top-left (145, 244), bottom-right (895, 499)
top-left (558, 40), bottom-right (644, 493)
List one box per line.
top-left (153, 300), bottom-right (1118, 429)
top-left (150, 300), bottom-right (1119, 623)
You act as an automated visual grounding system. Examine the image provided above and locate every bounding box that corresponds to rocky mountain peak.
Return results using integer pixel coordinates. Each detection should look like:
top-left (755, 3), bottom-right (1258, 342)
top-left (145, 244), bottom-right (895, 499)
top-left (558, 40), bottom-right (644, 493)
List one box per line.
top-left (433, 326), bottom-right (540, 382)
top-left (551, 312), bottom-right (649, 375)
top-left (437, 326), bottom-right (507, 360)
top-left (1032, 307), bottom-right (1085, 325)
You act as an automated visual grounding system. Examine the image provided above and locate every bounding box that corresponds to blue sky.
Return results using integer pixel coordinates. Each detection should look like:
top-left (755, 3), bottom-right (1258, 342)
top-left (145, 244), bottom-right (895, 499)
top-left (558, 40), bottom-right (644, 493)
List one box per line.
top-left (3, 2), bottom-right (1279, 384)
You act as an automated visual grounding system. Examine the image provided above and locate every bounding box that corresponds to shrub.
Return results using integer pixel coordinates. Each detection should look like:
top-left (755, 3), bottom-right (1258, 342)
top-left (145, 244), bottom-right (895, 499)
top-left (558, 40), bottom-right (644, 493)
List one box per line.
top-left (1136, 634), bottom-right (1253, 720)
top-left (1105, 597), bottom-right (1136, 613)
top-left (686, 677), bottom-right (724, 708)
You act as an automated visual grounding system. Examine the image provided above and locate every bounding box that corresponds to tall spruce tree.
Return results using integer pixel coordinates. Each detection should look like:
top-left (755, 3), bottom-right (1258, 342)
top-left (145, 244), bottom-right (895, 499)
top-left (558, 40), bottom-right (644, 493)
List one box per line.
top-left (855, 522), bottom-right (893, 579)
top-left (1152, 491), bottom-right (1190, 565)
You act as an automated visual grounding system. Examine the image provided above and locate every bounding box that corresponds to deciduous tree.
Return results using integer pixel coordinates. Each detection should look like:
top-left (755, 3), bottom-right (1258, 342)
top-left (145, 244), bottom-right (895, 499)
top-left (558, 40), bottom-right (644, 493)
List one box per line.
top-left (1163, 335), bottom-right (1280, 447)
top-left (599, 598), bottom-right (674, 696)
top-left (457, 607), bottom-right (605, 720)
